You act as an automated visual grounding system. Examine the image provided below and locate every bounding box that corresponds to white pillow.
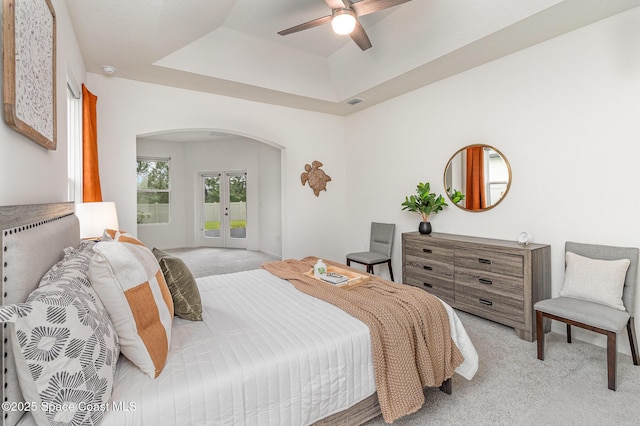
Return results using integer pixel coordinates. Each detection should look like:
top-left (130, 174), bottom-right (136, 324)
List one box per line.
top-left (89, 241), bottom-right (174, 378)
top-left (0, 260), bottom-right (119, 426)
top-left (560, 251), bottom-right (630, 311)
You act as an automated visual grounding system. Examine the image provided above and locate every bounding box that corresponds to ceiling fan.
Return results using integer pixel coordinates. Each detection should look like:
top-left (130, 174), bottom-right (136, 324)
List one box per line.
top-left (277, 0), bottom-right (412, 51)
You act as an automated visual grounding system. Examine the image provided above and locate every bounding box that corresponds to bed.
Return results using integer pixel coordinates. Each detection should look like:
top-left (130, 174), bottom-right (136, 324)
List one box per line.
top-left (1, 202), bottom-right (478, 426)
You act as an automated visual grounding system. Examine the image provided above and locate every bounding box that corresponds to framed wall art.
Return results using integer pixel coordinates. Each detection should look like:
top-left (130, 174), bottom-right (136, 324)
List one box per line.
top-left (3, 0), bottom-right (57, 150)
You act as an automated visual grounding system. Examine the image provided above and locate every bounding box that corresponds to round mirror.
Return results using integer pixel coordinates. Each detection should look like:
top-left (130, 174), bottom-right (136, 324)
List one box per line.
top-left (443, 144), bottom-right (511, 212)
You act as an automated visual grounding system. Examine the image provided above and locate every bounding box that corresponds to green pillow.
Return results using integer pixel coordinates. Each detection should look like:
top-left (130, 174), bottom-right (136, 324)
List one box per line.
top-left (152, 248), bottom-right (203, 321)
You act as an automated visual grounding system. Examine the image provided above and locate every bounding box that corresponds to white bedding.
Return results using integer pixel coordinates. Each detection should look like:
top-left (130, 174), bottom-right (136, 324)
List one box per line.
top-left (19, 269), bottom-right (477, 426)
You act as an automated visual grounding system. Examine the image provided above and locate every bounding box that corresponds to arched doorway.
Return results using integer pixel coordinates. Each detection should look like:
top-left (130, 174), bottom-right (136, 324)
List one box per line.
top-left (136, 129), bottom-right (282, 258)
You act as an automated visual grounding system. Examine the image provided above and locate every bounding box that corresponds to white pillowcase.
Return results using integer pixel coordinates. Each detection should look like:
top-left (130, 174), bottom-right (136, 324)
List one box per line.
top-left (89, 241), bottom-right (174, 378)
top-left (560, 251), bottom-right (630, 311)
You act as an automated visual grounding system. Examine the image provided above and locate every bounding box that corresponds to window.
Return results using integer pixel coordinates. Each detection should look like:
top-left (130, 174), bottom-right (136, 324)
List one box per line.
top-left (67, 73), bottom-right (82, 202)
top-left (137, 157), bottom-right (171, 224)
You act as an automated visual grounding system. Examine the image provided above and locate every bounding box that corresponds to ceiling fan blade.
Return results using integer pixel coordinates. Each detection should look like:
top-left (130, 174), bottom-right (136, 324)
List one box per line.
top-left (352, 0), bottom-right (412, 17)
top-left (278, 15), bottom-right (332, 36)
top-left (350, 20), bottom-right (372, 51)
top-left (325, 0), bottom-right (348, 9)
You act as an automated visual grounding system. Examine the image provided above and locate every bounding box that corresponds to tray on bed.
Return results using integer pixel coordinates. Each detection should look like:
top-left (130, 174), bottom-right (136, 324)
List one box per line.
top-left (304, 266), bottom-right (370, 289)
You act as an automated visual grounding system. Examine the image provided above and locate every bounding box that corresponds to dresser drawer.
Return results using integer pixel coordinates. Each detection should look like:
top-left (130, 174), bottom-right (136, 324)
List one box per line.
top-left (454, 249), bottom-right (523, 278)
top-left (404, 238), bottom-right (453, 264)
top-left (405, 272), bottom-right (454, 304)
top-left (454, 267), bottom-right (523, 299)
top-left (455, 282), bottom-right (524, 323)
top-left (405, 253), bottom-right (453, 279)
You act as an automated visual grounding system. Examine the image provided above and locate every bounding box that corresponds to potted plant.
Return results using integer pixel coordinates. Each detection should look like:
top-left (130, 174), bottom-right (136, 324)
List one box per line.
top-left (401, 182), bottom-right (464, 234)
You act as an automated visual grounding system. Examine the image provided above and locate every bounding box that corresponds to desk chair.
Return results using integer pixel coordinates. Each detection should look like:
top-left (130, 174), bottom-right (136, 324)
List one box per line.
top-left (534, 241), bottom-right (639, 390)
top-left (346, 222), bottom-right (395, 282)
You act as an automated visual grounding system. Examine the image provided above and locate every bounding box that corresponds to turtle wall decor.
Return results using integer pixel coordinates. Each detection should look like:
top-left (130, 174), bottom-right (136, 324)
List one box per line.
top-left (300, 160), bottom-right (332, 196)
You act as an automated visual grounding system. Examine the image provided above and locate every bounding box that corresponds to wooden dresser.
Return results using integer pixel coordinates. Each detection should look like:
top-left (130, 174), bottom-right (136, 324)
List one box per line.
top-left (402, 232), bottom-right (551, 341)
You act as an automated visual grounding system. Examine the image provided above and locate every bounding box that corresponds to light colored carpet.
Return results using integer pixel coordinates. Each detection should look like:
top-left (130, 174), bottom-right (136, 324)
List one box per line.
top-left (365, 310), bottom-right (640, 426)
top-left (163, 248), bottom-right (640, 425)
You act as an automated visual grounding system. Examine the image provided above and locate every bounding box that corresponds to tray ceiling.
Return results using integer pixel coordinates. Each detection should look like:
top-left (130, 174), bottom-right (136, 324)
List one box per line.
top-left (66, 0), bottom-right (640, 115)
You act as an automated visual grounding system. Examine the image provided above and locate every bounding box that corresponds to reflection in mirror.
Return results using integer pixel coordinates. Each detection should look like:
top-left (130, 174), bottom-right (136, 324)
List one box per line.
top-left (443, 144), bottom-right (511, 212)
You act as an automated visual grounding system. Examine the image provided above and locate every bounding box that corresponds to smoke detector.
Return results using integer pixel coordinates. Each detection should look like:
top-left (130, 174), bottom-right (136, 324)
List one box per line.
top-left (102, 65), bottom-right (116, 75)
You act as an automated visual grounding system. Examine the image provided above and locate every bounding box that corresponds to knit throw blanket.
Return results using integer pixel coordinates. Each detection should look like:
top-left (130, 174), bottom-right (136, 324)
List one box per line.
top-left (262, 257), bottom-right (464, 423)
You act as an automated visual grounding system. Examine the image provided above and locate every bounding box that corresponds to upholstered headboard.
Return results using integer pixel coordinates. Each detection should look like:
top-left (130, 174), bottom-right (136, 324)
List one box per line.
top-left (0, 203), bottom-right (79, 426)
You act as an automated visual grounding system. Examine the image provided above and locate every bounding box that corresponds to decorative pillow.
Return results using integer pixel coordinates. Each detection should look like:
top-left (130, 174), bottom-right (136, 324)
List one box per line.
top-left (40, 240), bottom-right (96, 289)
top-left (560, 251), bottom-right (630, 311)
top-left (0, 267), bottom-right (119, 426)
top-left (89, 241), bottom-right (174, 378)
top-left (102, 229), bottom-right (145, 246)
top-left (152, 248), bottom-right (203, 321)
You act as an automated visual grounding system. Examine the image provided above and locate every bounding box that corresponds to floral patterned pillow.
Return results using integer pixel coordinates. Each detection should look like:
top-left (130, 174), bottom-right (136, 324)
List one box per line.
top-left (0, 244), bottom-right (119, 426)
top-left (39, 239), bottom-right (96, 288)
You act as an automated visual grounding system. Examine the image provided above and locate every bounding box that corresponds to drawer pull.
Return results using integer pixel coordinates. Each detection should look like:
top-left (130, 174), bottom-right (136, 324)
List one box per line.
top-left (423, 282), bottom-right (433, 288)
top-left (479, 298), bottom-right (493, 306)
top-left (423, 248), bottom-right (433, 253)
top-left (478, 258), bottom-right (492, 265)
top-left (478, 278), bottom-right (493, 285)
top-left (423, 265), bottom-right (433, 271)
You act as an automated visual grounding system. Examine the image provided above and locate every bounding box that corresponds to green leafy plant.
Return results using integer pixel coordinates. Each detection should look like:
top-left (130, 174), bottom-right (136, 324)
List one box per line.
top-left (447, 188), bottom-right (465, 206)
top-left (401, 182), bottom-right (464, 222)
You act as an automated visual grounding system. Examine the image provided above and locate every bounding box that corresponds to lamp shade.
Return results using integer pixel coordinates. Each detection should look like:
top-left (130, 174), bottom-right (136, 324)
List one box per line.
top-left (331, 9), bottom-right (357, 35)
top-left (75, 202), bottom-right (119, 239)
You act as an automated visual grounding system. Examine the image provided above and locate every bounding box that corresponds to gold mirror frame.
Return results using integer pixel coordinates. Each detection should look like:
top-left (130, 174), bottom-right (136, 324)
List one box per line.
top-left (443, 144), bottom-right (512, 212)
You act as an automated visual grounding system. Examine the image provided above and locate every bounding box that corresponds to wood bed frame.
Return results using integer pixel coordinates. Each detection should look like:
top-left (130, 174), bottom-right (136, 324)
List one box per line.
top-left (0, 202), bottom-right (450, 426)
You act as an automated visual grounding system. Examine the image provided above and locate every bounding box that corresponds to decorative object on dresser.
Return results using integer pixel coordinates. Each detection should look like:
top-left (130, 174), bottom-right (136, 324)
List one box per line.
top-left (443, 144), bottom-right (512, 212)
top-left (346, 222), bottom-right (395, 281)
top-left (534, 242), bottom-right (639, 391)
top-left (518, 231), bottom-right (533, 246)
top-left (402, 232), bottom-right (551, 341)
top-left (401, 182), bottom-right (463, 235)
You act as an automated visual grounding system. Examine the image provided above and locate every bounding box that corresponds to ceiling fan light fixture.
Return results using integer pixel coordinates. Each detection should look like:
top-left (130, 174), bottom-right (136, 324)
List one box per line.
top-left (331, 9), bottom-right (356, 35)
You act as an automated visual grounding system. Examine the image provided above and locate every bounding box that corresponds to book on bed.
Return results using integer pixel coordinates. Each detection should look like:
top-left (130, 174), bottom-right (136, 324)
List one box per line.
top-left (320, 272), bottom-right (349, 284)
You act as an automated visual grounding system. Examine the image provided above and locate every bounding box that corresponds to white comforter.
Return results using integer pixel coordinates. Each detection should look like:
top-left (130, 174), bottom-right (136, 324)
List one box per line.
top-left (20, 269), bottom-right (478, 426)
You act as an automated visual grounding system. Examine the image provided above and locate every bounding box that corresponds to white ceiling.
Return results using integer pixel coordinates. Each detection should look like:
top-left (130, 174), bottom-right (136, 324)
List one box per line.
top-left (65, 0), bottom-right (640, 115)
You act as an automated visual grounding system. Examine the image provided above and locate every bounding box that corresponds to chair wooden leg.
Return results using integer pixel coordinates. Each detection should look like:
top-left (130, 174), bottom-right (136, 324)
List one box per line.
top-left (607, 331), bottom-right (618, 391)
top-left (567, 324), bottom-right (572, 343)
top-left (536, 310), bottom-right (545, 360)
top-left (367, 265), bottom-right (373, 274)
top-left (387, 260), bottom-right (394, 282)
top-left (627, 318), bottom-right (639, 366)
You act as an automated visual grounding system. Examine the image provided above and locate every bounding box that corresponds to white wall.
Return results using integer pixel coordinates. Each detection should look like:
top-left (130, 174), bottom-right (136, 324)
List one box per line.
top-left (136, 135), bottom-right (281, 256)
top-left (0, 0), bottom-right (85, 205)
top-left (258, 142), bottom-right (283, 257)
top-left (86, 75), bottom-right (347, 262)
top-left (344, 7), bottom-right (640, 352)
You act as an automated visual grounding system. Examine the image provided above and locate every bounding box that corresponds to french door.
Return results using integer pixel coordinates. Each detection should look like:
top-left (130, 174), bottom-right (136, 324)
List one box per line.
top-left (200, 171), bottom-right (247, 249)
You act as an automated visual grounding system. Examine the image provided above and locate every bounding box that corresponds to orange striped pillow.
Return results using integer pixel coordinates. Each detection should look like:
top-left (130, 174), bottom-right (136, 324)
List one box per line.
top-left (89, 241), bottom-right (174, 378)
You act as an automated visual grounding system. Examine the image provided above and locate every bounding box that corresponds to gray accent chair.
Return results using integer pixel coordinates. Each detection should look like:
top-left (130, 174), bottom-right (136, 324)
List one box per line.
top-left (346, 222), bottom-right (395, 282)
top-left (534, 241), bottom-right (640, 390)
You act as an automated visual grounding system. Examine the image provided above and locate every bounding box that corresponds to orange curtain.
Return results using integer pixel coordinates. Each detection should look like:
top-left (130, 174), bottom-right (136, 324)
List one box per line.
top-left (82, 84), bottom-right (102, 202)
top-left (466, 146), bottom-right (486, 210)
